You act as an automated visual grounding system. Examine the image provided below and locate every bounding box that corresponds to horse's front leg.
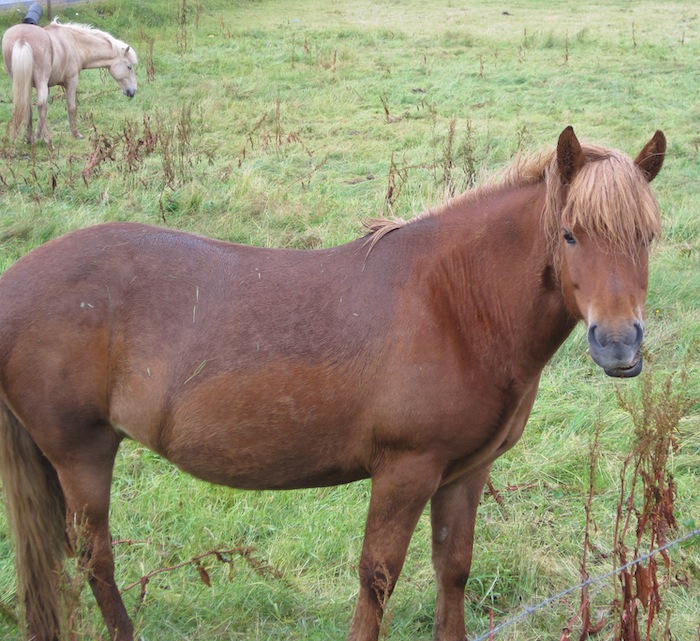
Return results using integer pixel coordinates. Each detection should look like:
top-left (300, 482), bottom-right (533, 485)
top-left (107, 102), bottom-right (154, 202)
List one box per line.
top-left (347, 453), bottom-right (443, 641)
top-left (65, 77), bottom-right (83, 139)
top-left (430, 466), bottom-right (491, 641)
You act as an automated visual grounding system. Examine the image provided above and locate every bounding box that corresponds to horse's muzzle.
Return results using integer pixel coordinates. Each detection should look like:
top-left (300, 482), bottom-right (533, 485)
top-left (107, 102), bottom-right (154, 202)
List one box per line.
top-left (124, 88), bottom-right (136, 98)
top-left (587, 321), bottom-right (644, 378)
top-left (602, 349), bottom-right (643, 378)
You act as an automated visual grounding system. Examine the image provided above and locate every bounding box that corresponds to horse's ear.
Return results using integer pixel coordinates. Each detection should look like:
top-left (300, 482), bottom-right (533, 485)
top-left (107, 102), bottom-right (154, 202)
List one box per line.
top-left (634, 130), bottom-right (666, 183)
top-left (557, 126), bottom-right (586, 185)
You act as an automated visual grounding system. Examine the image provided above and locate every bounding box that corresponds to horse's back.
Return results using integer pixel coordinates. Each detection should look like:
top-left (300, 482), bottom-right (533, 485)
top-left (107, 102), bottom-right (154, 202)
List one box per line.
top-left (0, 221), bottom-right (376, 367)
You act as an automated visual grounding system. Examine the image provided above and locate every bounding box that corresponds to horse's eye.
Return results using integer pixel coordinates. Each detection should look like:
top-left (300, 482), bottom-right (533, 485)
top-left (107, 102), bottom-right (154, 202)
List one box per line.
top-left (563, 229), bottom-right (576, 245)
top-left (127, 65), bottom-right (133, 70)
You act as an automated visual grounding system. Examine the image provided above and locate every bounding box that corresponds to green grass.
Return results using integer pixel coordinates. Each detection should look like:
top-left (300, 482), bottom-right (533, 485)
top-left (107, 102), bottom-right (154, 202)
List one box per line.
top-left (0, 0), bottom-right (698, 639)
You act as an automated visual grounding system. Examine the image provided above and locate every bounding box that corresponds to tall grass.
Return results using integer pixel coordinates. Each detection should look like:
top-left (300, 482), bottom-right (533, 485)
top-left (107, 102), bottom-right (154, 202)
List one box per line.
top-left (0, 1), bottom-right (698, 639)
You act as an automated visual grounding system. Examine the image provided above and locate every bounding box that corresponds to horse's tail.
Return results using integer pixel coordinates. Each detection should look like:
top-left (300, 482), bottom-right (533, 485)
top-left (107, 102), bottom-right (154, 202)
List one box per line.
top-left (8, 42), bottom-right (34, 141)
top-left (0, 400), bottom-right (66, 640)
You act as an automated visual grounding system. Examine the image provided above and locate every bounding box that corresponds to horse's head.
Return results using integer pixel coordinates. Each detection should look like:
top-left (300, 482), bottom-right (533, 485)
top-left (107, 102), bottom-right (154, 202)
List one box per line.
top-left (554, 127), bottom-right (665, 377)
top-left (109, 45), bottom-right (138, 98)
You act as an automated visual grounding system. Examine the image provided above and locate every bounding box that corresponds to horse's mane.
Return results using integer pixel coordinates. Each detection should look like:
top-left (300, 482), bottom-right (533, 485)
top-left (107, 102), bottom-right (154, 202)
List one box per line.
top-left (52, 18), bottom-right (138, 64)
top-left (366, 141), bottom-right (661, 260)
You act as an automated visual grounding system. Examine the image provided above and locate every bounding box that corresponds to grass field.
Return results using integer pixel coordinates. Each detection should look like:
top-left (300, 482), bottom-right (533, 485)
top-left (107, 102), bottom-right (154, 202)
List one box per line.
top-left (0, 0), bottom-right (698, 639)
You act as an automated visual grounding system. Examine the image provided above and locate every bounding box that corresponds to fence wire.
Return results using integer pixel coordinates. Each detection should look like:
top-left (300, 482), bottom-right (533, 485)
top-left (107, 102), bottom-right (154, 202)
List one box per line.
top-left (472, 527), bottom-right (700, 641)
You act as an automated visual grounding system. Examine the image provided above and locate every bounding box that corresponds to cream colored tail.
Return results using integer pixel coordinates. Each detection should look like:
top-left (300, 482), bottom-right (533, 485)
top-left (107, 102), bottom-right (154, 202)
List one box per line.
top-left (9, 42), bottom-right (34, 141)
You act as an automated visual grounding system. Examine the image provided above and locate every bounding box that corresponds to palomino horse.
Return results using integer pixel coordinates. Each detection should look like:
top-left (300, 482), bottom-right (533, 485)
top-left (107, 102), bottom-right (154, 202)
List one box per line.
top-left (0, 127), bottom-right (665, 641)
top-left (2, 19), bottom-right (137, 145)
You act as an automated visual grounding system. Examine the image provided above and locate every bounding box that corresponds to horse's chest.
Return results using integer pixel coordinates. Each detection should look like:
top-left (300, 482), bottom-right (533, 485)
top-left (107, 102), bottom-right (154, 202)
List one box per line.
top-left (438, 380), bottom-right (539, 484)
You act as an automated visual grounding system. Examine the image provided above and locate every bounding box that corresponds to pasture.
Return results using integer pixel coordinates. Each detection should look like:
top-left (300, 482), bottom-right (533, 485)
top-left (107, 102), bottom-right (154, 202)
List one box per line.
top-left (0, 0), bottom-right (698, 639)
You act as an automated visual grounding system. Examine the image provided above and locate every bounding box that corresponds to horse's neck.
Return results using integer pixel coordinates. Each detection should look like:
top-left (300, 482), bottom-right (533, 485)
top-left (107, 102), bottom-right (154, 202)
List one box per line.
top-left (428, 183), bottom-right (575, 376)
top-left (61, 27), bottom-right (116, 69)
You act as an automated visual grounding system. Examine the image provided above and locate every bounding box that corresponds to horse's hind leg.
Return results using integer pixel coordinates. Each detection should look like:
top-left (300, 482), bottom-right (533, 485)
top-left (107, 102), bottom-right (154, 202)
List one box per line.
top-left (52, 424), bottom-right (134, 641)
top-left (430, 466), bottom-right (491, 641)
top-left (25, 109), bottom-right (33, 144)
top-left (24, 97), bottom-right (34, 145)
top-left (34, 83), bottom-right (51, 146)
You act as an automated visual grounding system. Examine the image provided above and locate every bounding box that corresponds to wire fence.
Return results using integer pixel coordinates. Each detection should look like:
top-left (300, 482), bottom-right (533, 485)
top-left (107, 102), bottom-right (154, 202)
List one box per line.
top-left (472, 527), bottom-right (700, 641)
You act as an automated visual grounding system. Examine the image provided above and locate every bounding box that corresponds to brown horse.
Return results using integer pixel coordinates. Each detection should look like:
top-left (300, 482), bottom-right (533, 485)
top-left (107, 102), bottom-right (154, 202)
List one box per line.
top-left (2, 19), bottom-right (137, 145)
top-left (0, 127), bottom-right (665, 641)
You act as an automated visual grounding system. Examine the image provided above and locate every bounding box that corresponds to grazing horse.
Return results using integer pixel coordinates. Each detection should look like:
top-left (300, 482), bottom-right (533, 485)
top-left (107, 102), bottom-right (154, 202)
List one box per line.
top-left (0, 127), bottom-right (665, 641)
top-left (2, 19), bottom-right (137, 145)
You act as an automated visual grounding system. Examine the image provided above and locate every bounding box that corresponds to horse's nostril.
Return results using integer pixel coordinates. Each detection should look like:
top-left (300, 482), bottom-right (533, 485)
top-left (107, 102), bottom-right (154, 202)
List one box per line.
top-left (587, 323), bottom-right (605, 347)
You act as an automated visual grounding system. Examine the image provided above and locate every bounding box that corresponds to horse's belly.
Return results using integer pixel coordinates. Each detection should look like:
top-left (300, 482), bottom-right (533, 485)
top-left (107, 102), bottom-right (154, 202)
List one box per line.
top-left (163, 406), bottom-right (369, 490)
top-left (166, 429), bottom-right (368, 490)
top-left (113, 365), bottom-right (369, 491)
